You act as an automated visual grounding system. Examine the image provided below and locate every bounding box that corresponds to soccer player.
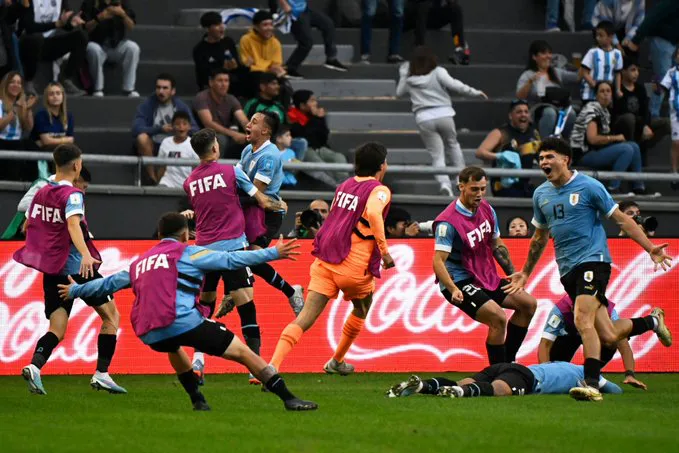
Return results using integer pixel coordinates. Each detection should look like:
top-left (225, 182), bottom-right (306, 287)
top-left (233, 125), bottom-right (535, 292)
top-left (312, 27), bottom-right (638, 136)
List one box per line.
top-left (269, 142), bottom-right (394, 375)
top-left (539, 294), bottom-right (672, 390)
top-left (57, 213), bottom-right (317, 412)
top-left (503, 137), bottom-right (672, 401)
top-left (233, 111), bottom-right (304, 315)
top-left (386, 361), bottom-right (623, 401)
top-left (14, 144), bottom-right (125, 395)
top-left (433, 166), bottom-right (537, 365)
top-left (183, 128), bottom-right (286, 385)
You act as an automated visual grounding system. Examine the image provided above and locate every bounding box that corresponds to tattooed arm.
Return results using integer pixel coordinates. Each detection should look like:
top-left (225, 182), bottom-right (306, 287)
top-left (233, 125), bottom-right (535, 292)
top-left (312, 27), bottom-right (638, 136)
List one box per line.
top-left (522, 227), bottom-right (550, 277)
top-left (492, 237), bottom-right (515, 275)
top-left (502, 227), bottom-right (549, 295)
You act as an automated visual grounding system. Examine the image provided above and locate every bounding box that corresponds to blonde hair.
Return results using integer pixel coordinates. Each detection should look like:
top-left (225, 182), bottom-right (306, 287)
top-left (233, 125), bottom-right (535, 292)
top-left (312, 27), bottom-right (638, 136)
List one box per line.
top-left (43, 82), bottom-right (69, 130)
top-left (0, 71), bottom-right (24, 114)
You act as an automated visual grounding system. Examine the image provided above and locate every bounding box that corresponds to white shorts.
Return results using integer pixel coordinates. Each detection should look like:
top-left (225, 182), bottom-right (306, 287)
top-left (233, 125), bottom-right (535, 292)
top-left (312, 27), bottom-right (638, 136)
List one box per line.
top-left (671, 111), bottom-right (679, 141)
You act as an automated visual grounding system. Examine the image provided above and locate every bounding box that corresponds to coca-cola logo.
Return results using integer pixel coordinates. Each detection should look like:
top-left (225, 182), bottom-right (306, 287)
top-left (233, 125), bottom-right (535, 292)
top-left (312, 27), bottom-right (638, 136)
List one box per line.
top-left (0, 247), bottom-right (138, 364)
top-left (327, 244), bottom-right (678, 364)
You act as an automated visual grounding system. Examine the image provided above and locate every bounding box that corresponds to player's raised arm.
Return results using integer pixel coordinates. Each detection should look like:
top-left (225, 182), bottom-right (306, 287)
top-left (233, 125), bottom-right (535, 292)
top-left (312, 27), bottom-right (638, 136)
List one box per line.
top-left (58, 271), bottom-right (131, 301)
top-left (610, 208), bottom-right (672, 271)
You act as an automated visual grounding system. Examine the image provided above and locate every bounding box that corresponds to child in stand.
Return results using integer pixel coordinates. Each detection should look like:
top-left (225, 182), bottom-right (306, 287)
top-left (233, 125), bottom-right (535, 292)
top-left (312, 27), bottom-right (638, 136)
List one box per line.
top-left (275, 125), bottom-right (298, 187)
top-left (579, 20), bottom-right (623, 102)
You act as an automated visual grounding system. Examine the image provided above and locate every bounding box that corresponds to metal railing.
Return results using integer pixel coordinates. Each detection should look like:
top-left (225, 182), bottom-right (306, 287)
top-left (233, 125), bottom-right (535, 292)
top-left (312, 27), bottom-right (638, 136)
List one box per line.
top-left (1, 150), bottom-right (678, 185)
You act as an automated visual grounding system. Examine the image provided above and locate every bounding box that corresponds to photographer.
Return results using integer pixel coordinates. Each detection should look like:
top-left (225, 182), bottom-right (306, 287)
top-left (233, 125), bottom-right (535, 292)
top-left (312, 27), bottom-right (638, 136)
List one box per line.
top-left (385, 206), bottom-right (433, 238)
top-left (289, 199), bottom-right (329, 239)
top-left (618, 200), bottom-right (657, 237)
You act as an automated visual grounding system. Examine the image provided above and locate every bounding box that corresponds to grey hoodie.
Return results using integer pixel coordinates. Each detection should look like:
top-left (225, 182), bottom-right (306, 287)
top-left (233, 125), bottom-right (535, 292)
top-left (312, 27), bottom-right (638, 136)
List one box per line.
top-left (396, 64), bottom-right (484, 124)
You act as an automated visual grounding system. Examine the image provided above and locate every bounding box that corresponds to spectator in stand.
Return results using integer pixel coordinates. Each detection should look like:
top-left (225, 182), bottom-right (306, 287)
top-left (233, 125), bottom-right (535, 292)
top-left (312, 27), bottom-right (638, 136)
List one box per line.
top-left (32, 81), bottom-right (73, 150)
top-left (244, 72), bottom-right (286, 123)
top-left (613, 56), bottom-right (670, 155)
top-left (133, 73), bottom-right (198, 185)
top-left (288, 198), bottom-right (329, 238)
top-left (476, 99), bottom-right (541, 198)
top-left (506, 216), bottom-right (530, 238)
top-left (397, 46), bottom-right (486, 197)
top-left (624, 0), bottom-right (679, 119)
top-left (385, 207), bottom-right (421, 238)
top-left (80, 0), bottom-right (139, 97)
top-left (274, 124), bottom-right (299, 187)
top-left (239, 10), bottom-right (286, 84)
top-left (406, 0), bottom-right (470, 65)
top-left (18, 0), bottom-right (87, 96)
top-left (591, 0), bottom-right (644, 47)
top-left (617, 200), bottom-right (656, 236)
top-left (276, 0), bottom-right (348, 79)
top-left (193, 68), bottom-right (248, 159)
top-left (570, 80), bottom-right (646, 194)
top-left (579, 20), bottom-right (623, 102)
top-left (516, 40), bottom-right (578, 139)
top-left (288, 89), bottom-right (348, 186)
top-left (193, 11), bottom-right (247, 97)
top-left (659, 47), bottom-right (679, 190)
top-left (360, 0), bottom-right (404, 64)
top-left (0, 71), bottom-right (38, 181)
top-left (0, 1), bottom-right (24, 78)
top-left (545, 0), bottom-right (596, 32)
top-left (156, 111), bottom-right (199, 188)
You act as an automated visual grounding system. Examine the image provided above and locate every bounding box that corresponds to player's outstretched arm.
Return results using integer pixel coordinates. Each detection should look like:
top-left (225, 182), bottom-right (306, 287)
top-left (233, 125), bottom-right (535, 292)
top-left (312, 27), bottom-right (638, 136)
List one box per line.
top-left (611, 209), bottom-right (673, 271)
top-left (503, 227), bottom-right (549, 294)
top-left (57, 271), bottom-right (131, 301)
top-left (492, 237), bottom-right (515, 276)
top-left (190, 237), bottom-right (300, 271)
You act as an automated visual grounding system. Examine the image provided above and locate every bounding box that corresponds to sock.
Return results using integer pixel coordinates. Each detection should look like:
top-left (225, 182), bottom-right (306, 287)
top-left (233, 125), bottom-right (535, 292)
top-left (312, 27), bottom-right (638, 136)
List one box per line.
top-left (270, 324), bottom-right (304, 370)
top-left (31, 332), bottom-right (60, 370)
top-left (421, 377), bottom-right (457, 395)
top-left (583, 357), bottom-right (602, 388)
top-left (264, 373), bottom-right (296, 402)
top-left (199, 299), bottom-right (216, 318)
top-left (193, 351), bottom-right (205, 365)
top-left (177, 370), bottom-right (204, 404)
top-left (332, 314), bottom-right (365, 363)
top-left (461, 382), bottom-right (494, 397)
top-left (96, 334), bottom-right (117, 373)
top-left (630, 316), bottom-right (656, 336)
top-left (485, 343), bottom-right (506, 365)
top-left (250, 263), bottom-right (295, 298)
top-left (237, 301), bottom-right (261, 355)
top-left (504, 322), bottom-right (528, 362)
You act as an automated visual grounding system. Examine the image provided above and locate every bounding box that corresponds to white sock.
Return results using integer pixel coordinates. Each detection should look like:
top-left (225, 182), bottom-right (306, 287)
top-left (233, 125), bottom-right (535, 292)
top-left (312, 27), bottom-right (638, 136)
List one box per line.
top-left (193, 352), bottom-right (205, 365)
top-left (94, 371), bottom-right (111, 379)
top-left (652, 316), bottom-right (659, 331)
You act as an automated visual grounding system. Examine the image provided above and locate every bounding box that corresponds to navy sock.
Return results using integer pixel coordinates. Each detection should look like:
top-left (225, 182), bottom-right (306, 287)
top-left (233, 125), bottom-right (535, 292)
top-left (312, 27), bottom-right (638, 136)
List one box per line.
top-left (237, 301), bottom-right (261, 355)
top-left (504, 322), bottom-right (528, 362)
top-left (486, 343), bottom-right (506, 365)
top-left (177, 370), bottom-right (203, 403)
top-left (630, 316), bottom-right (655, 336)
top-left (31, 332), bottom-right (59, 369)
top-left (265, 374), bottom-right (296, 401)
top-left (96, 334), bottom-right (117, 373)
top-left (461, 382), bottom-right (494, 397)
top-left (421, 377), bottom-right (457, 395)
top-left (583, 358), bottom-right (602, 388)
top-left (250, 263), bottom-right (295, 298)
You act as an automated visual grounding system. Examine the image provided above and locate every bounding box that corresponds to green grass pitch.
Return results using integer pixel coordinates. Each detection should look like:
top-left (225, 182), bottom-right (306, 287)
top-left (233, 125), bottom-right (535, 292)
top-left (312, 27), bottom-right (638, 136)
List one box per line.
top-left (1, 373), bottom-right (678, 453)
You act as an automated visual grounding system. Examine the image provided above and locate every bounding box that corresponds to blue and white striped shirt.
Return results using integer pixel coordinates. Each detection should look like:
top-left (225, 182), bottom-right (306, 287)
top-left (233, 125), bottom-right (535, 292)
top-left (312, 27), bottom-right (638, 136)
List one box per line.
top-left (660, 65), bottom-right (679, 116)
top-left (581, 47), bottom-right (623, 101)
top-left (0, 100), bottom-right (22, 140)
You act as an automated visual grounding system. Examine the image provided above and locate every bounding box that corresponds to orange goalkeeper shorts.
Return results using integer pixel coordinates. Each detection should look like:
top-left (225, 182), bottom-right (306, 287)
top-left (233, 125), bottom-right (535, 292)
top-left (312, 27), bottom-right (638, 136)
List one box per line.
top-left (307, 259), bottom-right (375, 301)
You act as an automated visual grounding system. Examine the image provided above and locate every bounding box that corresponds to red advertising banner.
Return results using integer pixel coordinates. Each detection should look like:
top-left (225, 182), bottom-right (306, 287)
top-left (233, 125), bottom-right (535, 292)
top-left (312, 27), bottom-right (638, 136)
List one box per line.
top-left (0, 239), bottom-right (677, 375)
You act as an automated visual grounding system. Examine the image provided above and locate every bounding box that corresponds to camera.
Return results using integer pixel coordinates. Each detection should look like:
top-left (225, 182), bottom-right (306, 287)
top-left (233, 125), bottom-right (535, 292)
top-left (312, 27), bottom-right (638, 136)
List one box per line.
top-left (632, 215), bottom-right (658, 233)
top-left (300, 209), bottom-right (323, 231)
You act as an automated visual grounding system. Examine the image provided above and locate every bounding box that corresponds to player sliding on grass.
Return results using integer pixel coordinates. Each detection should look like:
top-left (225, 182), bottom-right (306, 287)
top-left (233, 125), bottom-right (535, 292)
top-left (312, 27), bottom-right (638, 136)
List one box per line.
top-left (58, 213), bottom-right (317, 412)
top-left (269, 142), bottom-right (394, 375)
top-left (387, 362), bottom-right (623, 401)
top-left (433, 166), bottom-right (537, 365)
top-left (503, 137), bottom-right (673, 401)
top-left (539, 294), bottom-right (672, 390)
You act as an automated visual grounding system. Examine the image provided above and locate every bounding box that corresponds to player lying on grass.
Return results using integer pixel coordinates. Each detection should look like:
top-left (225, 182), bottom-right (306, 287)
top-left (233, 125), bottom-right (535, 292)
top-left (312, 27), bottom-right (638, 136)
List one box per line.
top-left (58, 212), bottom-right (317, 412)
top-left (387, 361), bottom-right (622, 402)
top-left (539, 294), bottom-right (672, 390)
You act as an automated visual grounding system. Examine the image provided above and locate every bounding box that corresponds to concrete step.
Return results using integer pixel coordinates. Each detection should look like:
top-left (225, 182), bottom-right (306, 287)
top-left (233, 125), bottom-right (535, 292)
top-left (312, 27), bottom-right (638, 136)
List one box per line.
top-left (354, 148), bottom-right (483, 166)
top-left (170, 0), bottom-right (544, 29)
top-left (67, 96), bottom-right (511, 131)
top-left (129, 25), bottom-right (592, 66)
top-left (329, 130), bottom-right (488, 150)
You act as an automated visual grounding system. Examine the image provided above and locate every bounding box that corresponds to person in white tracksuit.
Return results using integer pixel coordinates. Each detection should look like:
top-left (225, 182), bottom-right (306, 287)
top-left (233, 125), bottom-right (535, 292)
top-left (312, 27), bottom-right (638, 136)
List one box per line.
top-left (396, 46), bottom-right (487, 197)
